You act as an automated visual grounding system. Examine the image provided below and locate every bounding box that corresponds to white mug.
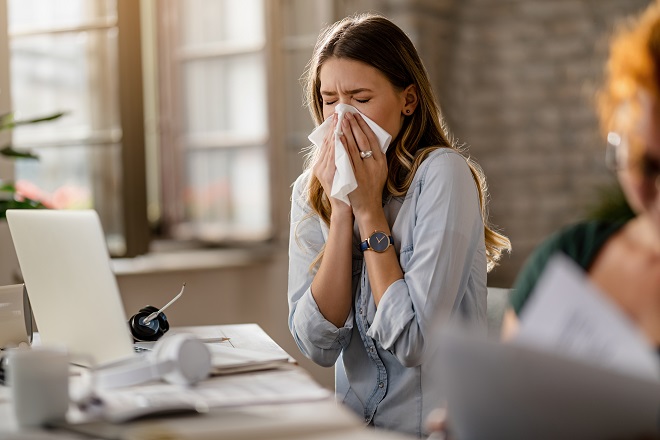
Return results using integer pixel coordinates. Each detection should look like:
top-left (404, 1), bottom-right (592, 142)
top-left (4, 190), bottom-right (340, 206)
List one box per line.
top-left (0, 284), bottom-right (33, 349)
top-left (7, 347), bottom-right (70, 428)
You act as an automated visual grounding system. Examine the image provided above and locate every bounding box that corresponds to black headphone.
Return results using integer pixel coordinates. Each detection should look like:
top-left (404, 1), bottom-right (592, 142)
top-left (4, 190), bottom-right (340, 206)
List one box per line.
top-left (128, 283), bottom-right (186, 342)
top-left (128, 306), bottom-right (170, 342)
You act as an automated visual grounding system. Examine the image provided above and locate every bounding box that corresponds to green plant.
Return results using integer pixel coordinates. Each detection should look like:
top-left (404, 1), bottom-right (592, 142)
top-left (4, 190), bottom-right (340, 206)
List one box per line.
top-left (0, 112), bottom-right (65, 218)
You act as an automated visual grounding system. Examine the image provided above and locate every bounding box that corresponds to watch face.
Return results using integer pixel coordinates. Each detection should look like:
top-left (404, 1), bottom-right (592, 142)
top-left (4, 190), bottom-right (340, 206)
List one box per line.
top-left (369, 231), bottom-right (390, 252)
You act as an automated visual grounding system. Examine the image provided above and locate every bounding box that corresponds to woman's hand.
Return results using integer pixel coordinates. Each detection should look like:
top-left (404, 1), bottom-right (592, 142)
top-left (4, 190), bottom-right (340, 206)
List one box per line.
top-left (340, 112), bottom-right (388, 221)
top-left (312, 114), bottom-right (352, 216)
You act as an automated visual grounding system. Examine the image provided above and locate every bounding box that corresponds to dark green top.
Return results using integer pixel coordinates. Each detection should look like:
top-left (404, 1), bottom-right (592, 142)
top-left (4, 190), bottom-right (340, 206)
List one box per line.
top-left (510, 220), bottom-right (627, 314)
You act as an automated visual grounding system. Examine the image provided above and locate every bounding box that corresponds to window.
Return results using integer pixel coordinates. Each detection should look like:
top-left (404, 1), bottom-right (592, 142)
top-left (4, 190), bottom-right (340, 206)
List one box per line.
top-left (7, 0), bottom-right (147, 256)
top-left (157, 0), bottom-right (272, 243)
top-left (3, 0), bottom-right (337, 258)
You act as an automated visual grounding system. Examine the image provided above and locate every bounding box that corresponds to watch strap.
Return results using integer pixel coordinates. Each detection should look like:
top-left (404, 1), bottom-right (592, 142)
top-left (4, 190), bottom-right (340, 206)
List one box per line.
top-left (359, 239), bottom-right (370, 252)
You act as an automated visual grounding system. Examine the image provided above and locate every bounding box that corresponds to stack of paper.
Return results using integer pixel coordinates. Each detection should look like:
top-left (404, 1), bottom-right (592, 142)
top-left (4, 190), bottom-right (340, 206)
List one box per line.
top-left (207, 345), bottom-right (291, 375)
top-left (66, 368), bottom-right (332, 426)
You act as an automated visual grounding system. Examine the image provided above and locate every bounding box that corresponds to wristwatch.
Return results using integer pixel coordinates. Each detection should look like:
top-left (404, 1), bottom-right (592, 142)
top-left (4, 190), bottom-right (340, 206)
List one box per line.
top-left (360, 230), bottom-right (394, 253)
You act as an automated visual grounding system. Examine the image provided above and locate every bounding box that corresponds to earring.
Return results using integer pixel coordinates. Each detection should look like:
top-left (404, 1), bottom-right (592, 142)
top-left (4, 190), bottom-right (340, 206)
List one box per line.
top-left (406, 109), bottom-right (411, 114)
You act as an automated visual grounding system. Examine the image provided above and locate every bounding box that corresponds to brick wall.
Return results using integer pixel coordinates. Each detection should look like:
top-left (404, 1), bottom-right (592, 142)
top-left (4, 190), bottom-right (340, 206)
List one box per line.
top-left (341, 0), bottom-right (651, 286)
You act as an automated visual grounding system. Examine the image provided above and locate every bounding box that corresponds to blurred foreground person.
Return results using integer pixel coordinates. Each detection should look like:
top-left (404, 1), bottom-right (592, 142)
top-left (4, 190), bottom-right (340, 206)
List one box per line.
top-left (503, 1), bottom-right (660, 352)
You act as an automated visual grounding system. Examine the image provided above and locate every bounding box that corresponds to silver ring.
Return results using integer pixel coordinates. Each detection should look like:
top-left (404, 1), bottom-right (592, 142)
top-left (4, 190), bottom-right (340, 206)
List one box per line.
top-left (335, 130), bottom-right (343, 137)
top-left (360, 150), bottom-right (373, 159)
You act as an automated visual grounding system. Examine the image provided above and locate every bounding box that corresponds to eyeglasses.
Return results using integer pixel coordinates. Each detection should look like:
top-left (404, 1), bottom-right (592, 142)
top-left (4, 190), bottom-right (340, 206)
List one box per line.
top-left (606, 131), bottom-right (660, 191)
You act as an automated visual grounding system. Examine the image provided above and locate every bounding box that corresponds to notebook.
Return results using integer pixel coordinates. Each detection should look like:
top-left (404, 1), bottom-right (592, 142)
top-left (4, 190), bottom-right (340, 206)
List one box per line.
top-left (6, 209), bottom-right (135, 367)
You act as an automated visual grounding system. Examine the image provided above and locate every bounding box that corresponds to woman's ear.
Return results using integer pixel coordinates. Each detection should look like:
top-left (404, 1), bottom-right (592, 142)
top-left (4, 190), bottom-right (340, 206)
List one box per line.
top-left (402, 84), bottom-right (418, 115)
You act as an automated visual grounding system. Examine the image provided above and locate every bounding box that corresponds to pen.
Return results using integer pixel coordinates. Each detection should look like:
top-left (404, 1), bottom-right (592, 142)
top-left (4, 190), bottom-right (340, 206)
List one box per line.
top-left (205, 337), bottom-right (231, 343)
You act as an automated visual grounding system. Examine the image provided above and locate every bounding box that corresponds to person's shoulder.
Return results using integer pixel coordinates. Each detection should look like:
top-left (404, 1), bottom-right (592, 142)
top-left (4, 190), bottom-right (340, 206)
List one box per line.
top-left (522, 220), bottom-right (623, 272)
top-left (545, 219), bottom-right (625, 256)
top-left (510, 219), bottom-right (625, 314)
top-left (421, 146), bottom-right (467, 164)
top-left (414, 147), bottom-right (470, 177)
top-left (292, 169), bottom-right (312, 194)
top-left (291, 170), bottom-right (312, 208)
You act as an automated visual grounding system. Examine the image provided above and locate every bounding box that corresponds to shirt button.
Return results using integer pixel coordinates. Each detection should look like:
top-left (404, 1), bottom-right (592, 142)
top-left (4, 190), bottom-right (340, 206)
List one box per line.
top-left (365, 417), bottom-right (369, 422)
top-left (359, 308), bottom-right (363, 315)
top-left (378, 382), bottom-right (384, 388)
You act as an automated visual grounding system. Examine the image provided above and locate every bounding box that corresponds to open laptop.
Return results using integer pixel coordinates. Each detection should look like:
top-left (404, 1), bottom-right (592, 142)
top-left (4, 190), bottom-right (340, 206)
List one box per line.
top-left (6, 209), bottom-right (135, 367)
top-left (436, 331), bottom-right (660, 440)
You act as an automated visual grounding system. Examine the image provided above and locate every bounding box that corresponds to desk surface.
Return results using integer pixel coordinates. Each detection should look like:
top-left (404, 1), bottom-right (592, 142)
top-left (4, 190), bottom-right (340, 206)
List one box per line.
top-left (0, 324), bottom-right (415, 440)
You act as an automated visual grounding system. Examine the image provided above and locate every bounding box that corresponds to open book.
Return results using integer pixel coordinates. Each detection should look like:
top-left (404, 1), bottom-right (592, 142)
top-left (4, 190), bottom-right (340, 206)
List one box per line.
top-left (436, 254), bottom-right (660, 440)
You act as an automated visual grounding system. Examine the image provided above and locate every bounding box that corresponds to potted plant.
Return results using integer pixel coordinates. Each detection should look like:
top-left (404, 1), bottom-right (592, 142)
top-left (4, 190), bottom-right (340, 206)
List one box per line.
top-left (0, 111), bottom-right (64, 285)
top-left (0, 111), bottom-right (65, 218)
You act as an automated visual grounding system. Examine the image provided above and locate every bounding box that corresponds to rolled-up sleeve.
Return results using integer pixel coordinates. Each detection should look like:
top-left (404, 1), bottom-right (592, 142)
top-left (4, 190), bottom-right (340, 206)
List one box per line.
top-left (287, 172), bottom-right (353, 367)
top-left (367, 151), bottom-right (484, 367)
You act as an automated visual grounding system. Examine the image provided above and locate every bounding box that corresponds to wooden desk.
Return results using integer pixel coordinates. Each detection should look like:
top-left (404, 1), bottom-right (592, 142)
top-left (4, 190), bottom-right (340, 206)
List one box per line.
top-left (0, 324), bottom-right (415, 440)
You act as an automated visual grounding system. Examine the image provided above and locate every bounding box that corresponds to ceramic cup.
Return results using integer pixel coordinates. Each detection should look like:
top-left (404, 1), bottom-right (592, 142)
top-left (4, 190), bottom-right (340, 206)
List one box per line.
top-left (7, 347), bottom-right (70, 428)
top-left (0, 284), bottom-right (33, 349)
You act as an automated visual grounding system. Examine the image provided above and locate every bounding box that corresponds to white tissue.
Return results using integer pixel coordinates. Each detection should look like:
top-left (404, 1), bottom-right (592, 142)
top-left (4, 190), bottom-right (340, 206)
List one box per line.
top-left (307, 104), bottom-right (392, 205)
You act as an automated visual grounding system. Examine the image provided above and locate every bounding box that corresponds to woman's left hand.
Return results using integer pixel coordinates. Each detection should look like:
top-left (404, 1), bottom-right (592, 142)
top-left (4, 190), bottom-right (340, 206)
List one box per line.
top-left (340, 112), bottom-right (388, 219)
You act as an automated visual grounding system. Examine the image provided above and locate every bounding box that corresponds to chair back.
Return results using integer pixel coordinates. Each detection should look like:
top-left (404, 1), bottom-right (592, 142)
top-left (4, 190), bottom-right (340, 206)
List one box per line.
top-left (486, 287), bottom-right (511, 337)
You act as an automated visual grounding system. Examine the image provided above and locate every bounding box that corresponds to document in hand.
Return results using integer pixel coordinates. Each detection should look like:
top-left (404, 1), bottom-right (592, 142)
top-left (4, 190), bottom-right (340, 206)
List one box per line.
top-left (515, 253), bottom-right (660, 381)
top-left (437, 254), bottom-right (660, 440)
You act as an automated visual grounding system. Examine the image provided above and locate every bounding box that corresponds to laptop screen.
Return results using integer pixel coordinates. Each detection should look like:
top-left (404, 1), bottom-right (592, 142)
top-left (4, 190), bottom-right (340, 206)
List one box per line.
top-left (6, 209), bottom-right (135, 366)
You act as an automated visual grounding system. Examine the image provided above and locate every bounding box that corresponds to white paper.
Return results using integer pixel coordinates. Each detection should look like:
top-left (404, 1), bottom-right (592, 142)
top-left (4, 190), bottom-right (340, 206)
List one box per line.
top-left (206, 345), bottom-right (290, 375)
top-left (515, 253), bottom-right (660, 381)
top-left (97, 369), bottom-right (331, 423)
top-left (308, 104), bottom-right (392, 205)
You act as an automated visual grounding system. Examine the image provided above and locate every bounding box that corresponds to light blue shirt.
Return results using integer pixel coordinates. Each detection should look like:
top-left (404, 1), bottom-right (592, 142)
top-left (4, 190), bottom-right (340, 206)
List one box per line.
top-left (287, 148), bottom-right (487, 437)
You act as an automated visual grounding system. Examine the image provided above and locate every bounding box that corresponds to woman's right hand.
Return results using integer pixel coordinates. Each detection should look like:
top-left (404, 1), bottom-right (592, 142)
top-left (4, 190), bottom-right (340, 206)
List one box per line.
top-left (312, 114), bottom-right (352, 216)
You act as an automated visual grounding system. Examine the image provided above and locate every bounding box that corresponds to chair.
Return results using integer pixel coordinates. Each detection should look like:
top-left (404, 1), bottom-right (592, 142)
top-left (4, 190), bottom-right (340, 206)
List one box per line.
top-left (486, 287), bottom-right (511, 337)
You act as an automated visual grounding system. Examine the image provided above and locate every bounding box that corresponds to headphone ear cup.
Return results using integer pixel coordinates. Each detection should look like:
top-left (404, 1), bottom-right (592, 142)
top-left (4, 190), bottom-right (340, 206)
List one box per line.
top-left (128, 306), bottom-right (169, 342)
top-left (139, 306), bottom-right (170, 338)
top-left (155, 334), bottom-right (212, 386)
top-left (128, 313), bottom-right (155, 341)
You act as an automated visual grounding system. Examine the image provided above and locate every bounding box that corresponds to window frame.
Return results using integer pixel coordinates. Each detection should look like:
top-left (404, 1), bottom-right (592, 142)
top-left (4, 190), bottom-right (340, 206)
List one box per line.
top-left (3, 0), bottom-right (149, 257)
top-left (155, 0), bottom-right (276, 244)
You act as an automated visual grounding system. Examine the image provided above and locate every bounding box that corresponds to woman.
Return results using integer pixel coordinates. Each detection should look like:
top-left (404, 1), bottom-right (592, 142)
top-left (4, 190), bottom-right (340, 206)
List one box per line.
top-left (502, 2), bottom-right (660, 351)
top-left (287, 14), bottom-right (511, 437)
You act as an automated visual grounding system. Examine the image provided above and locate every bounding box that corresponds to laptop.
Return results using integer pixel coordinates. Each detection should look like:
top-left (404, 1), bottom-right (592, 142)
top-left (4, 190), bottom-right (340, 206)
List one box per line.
top-left (436, 331), bottom-right (660, 440)
top-left (6, 209), bottom-right (135, 367)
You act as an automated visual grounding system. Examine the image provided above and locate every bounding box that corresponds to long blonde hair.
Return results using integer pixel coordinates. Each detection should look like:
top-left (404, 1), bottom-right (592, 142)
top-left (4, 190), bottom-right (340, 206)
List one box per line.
top-left (300, 13), bottom-right (510, 271)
